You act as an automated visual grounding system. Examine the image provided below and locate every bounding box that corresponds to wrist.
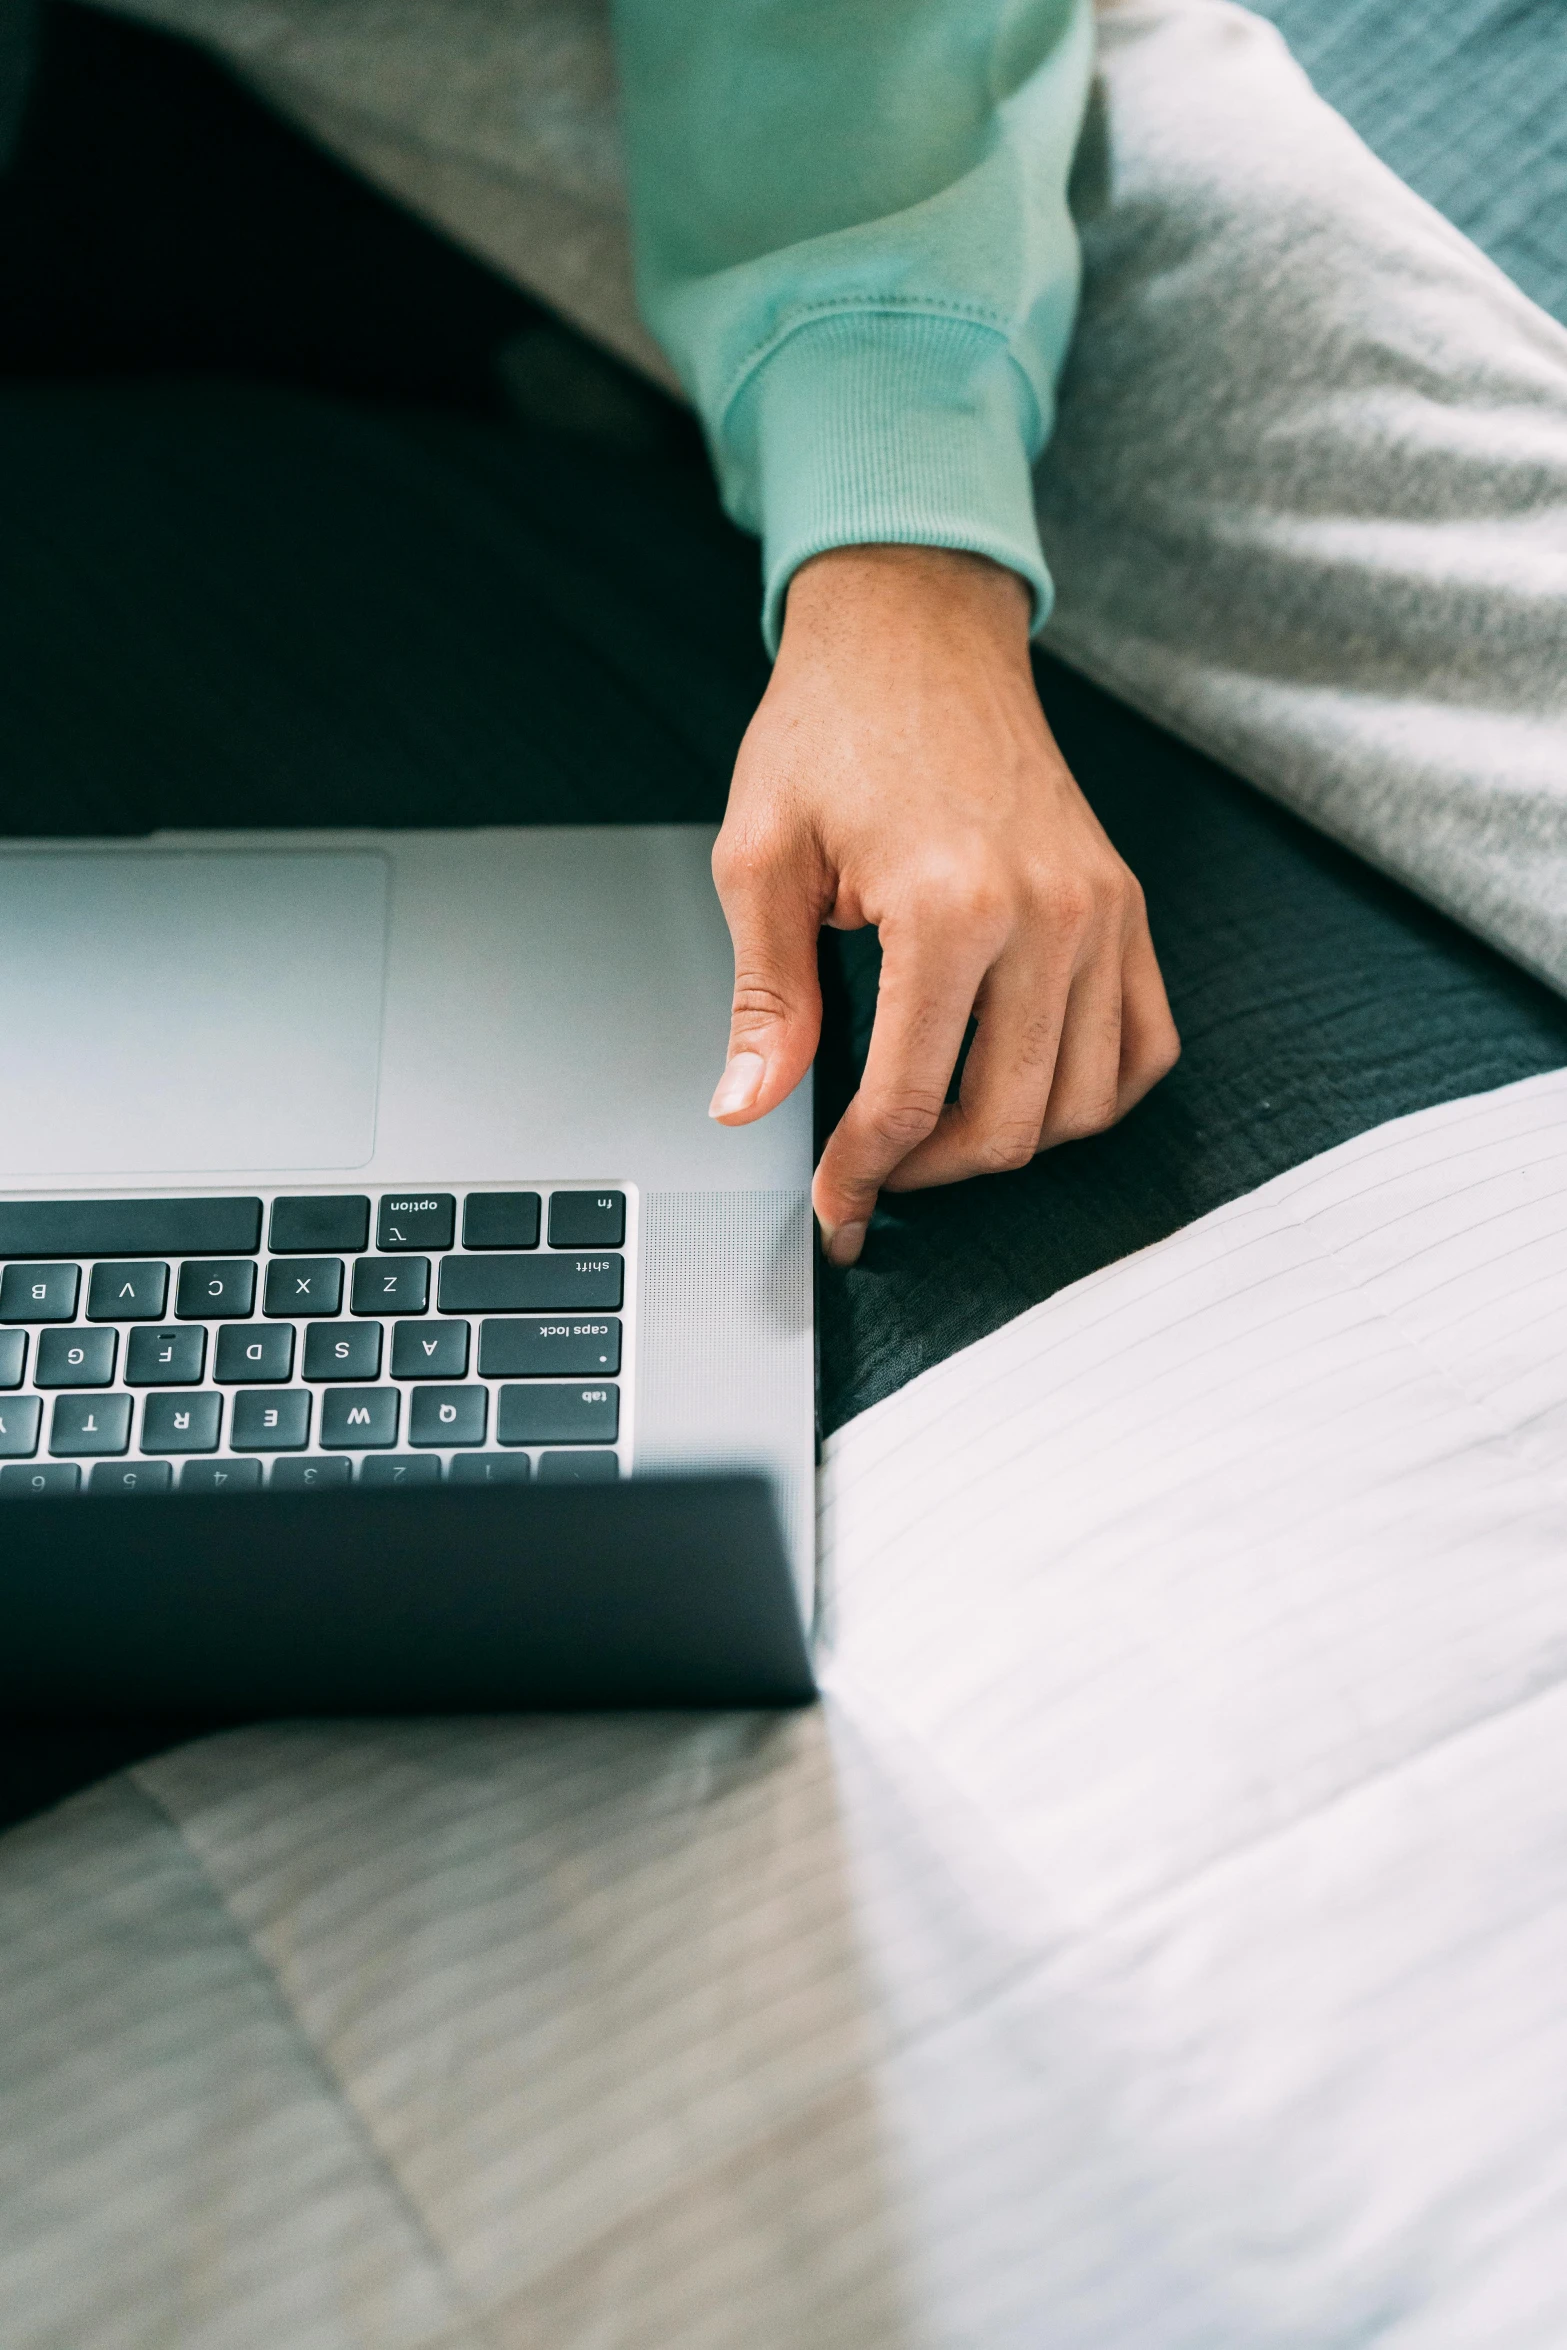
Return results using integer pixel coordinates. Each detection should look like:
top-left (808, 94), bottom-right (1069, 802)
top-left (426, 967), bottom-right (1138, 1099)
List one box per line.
top-left (782, 542), bottom-right (1031, 646)
top-left (778, 544), bottom-right (1033, 664)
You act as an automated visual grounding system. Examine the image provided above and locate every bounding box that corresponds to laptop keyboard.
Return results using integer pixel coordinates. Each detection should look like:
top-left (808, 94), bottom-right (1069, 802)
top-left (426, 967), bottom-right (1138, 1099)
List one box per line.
top-left (0, 1189), bottom-right (629, 1496)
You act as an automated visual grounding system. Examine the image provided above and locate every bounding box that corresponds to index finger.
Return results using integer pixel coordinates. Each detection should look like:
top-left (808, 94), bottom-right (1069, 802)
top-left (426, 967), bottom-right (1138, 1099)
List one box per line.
top-left (812, 914), bottom-right (995, 1262)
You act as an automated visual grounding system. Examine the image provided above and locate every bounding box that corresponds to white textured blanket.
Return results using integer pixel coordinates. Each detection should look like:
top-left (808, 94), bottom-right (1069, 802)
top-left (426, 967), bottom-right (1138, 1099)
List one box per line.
top-left (6, 1069), bottom-right (1567, 2346)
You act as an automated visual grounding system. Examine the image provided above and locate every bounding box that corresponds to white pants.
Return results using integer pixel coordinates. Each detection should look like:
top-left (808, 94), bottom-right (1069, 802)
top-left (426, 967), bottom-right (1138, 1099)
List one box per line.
top-left (1040, 0), bottom-right (1567, 993)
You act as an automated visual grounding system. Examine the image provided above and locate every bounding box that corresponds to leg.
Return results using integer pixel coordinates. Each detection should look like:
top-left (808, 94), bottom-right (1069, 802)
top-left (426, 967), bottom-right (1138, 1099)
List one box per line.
top-left (1039, 0), bottom-right (1567, 992)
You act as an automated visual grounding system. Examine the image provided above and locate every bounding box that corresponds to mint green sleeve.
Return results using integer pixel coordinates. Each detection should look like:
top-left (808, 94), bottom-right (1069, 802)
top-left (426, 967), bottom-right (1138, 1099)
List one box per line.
top-left (609, 0), bottom-right (1096, 651)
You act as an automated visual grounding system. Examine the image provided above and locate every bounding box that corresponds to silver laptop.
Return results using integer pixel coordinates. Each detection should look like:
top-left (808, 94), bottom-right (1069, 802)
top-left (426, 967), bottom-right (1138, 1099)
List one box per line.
top-left (0, 827), bottom-right (816, 1708)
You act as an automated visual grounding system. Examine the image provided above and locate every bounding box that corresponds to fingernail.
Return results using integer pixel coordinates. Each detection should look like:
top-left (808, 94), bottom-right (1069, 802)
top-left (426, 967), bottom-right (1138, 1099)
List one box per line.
top-left (822, 1221), bottom-right (867, 1268)
top-left (708, 1052), bottom-right (766, 1119)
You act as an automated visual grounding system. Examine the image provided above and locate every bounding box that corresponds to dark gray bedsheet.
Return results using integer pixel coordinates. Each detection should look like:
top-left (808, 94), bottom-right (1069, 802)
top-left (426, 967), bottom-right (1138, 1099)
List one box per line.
top-left (1248, 0), bottom-right (1567, 329)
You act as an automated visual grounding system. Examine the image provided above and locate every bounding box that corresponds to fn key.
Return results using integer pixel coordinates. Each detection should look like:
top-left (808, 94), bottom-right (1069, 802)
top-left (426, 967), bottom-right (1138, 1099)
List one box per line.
top-left (547, 1191), bottom-right (624, 1248)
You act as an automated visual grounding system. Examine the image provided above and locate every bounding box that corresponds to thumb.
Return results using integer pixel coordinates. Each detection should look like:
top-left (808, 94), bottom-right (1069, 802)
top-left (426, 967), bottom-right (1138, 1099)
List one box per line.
top-left (708, 856), bottom-right (823, 1126)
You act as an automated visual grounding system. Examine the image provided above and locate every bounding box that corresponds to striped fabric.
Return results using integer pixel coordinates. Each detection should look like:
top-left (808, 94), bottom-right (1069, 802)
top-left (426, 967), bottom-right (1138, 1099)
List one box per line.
top-left (6, 1071), bottom-right (1567, 2345)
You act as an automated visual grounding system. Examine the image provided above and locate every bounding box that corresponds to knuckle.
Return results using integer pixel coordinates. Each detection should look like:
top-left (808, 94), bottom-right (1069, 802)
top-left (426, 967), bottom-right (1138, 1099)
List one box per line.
top-left (1048, 1091), bottom-right (1122, 1144)
top-left (904, 857), bottom-right (1012, 939)
top-left (1148, 1026), bottom-right (1182, 1080)
top-left (1037, 871), bottom-right (1096, 936)
top-left (1127, 1010), bottom-right (1182, 1088)
top-left (712, 821), bottom-right (787, 897)
top-left (973, 1121), bottom-right (1040, 1176)
top-left (861, 1091), bottom-right (946, 1155)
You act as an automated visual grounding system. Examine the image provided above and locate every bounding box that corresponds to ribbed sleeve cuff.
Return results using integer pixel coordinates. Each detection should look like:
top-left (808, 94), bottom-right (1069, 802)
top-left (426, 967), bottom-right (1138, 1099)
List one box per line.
top-left (724, 310), bottom-right (1055, 655)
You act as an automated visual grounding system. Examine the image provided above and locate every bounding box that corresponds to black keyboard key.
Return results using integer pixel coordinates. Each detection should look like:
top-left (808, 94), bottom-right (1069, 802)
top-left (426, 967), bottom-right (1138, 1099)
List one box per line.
top-left (87, 1261), bottom-right (169, 1321)
top-left (537, 1449), bottom-right (620, 1484)
top-left (141, 1392), bottom-right (223, 1455)
top-left (0, 1197), bottom-right (261, 1259)
top-left (547, 1191), bottom-right (625, 1248)
top-left (271, 1457), bottom-right (354, 1491)
top-left (448, 1452), bottom-right (532, 1485)
top-left (35, 1328), bottom-right (117, 1388)
top-left (90, 1461), bottom-right (173, 1496)
top-left (407, 1384), bottom-right (487, 1448)
top-left (377, 1194), bottom-right (455, 1252)
top-left (462, 1192), bottom-right (540, 1249)
top-left (0, 1263), bottom-right (81, 1323)
top-left (303, 1322), bottom-right (382, 1381)
top-left (50, 1393), bottom-right (132, 1457)
top-left (0, 1331), bottom-right (26, 1389)
top-left (264, 1257), bottom-right (343, 1318)
top-left (390, 1320), bottom-right (468, 1379)
top-left (359, 1454), bottom-right (441, 1489)
top-left (478, 1317), bottom-right (621, 1378)
top-left (438, 1254), bottom-right (623, 1314)
top-left (180, 1458), bottom-right (263, 1493)
top-left (351, 1257), bottom-right (430, 1316)
top-left (269, 1195), bottom-right (370, 1254)
top-left (496, 1384), bottom-right (619, 1446)
top-left (0, 1396), bottom-right (42, 1457)
top-left (176, 1260), bottom-right (257, 1319)
top-left (0, 1462), bottom-right (78, 1496)
top-left (320, 1387), bottom-right (399, 1449)
top-left (214, 1324), bottom-right (294, 1383)
top-left (127, 1325), bottom-right (208, 1386)
top-left (231, 1389), bottom-right (311, 1451)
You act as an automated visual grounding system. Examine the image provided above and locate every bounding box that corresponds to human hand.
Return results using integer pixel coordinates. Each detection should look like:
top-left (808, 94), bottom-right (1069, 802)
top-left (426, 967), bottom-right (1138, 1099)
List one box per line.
top-left (707, 544), bottom-right (1180, 1266)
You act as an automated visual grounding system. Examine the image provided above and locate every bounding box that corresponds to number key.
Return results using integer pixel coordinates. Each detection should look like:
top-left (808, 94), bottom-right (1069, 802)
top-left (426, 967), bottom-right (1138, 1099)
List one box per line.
top-left (351, 1257), bottom-right (430, 1316)
top-left (358, 1454), bottom-right (441, 1488)
top-left (89, 1461), bottom-right (174, 1496)
top-left (0, 1462), bottom-right (77, 1495)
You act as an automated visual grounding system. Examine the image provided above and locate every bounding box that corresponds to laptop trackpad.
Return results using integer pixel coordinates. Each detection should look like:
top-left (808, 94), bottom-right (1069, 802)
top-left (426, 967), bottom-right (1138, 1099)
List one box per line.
top-left (0, 850), bottom-right (388, 1177)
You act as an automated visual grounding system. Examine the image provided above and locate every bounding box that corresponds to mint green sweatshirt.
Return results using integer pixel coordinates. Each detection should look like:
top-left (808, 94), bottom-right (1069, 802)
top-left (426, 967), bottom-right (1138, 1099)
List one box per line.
top-left (612, 0), bottom-right (1095, 649)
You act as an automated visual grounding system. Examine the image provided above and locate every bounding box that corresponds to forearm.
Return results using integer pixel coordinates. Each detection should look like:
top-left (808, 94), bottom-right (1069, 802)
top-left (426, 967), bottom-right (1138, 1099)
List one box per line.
top-left (610, 0), bottom-right (1095, 646)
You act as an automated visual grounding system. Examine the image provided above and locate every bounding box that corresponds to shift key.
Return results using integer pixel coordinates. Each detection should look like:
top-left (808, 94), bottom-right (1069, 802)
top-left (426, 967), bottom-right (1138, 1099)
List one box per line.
top-left (438, 1253), bottom-right (622, 1313)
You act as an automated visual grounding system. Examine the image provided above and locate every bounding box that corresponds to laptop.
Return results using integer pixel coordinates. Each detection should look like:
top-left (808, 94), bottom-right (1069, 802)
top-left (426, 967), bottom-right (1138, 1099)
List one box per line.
top-left (0, 827), bottom-right (816, 1712)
